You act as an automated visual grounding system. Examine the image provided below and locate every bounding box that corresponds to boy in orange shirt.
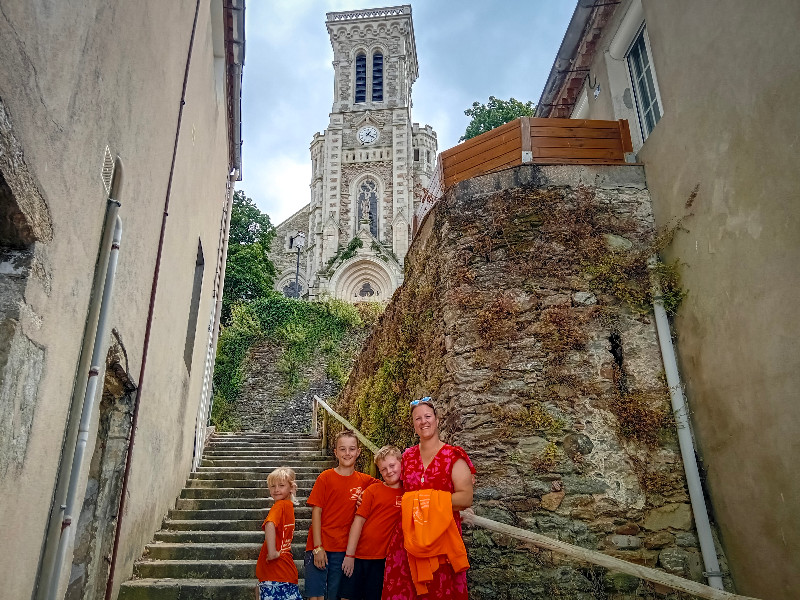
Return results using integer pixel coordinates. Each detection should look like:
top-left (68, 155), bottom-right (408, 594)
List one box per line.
top-left (339, 446), bottom-right (404, 600)
top-left (305, 430), bottom-right (379, 600)
top-left (255, 467), bottom-right (301, 600)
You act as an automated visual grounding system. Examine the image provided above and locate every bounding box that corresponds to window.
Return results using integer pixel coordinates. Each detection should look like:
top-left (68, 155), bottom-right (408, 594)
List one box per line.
top-left (413, 148), bottom-right (420, 161)
top-left (627, 27), bottom-right (662, 140)
top-left (184, 240), bottom-right (204, 372)
top-left (372, 52), bottom-right (383, 101)
top-left (355, 53), bottom-right (367, 103)
top-left (357, 178), bottom-right (379, 238)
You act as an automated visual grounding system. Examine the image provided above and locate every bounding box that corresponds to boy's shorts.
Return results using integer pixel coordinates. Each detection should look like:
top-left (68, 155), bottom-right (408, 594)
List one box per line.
top-left (303, 550), bottom-right (346, 599)
top-left (258, 581), bottom-right (302, 600)
top-left (338, 558), bottom-right (386, 600)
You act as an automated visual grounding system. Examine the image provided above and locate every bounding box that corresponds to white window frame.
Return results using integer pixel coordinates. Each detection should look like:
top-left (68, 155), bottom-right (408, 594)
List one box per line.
top-left (626, 25), bottom-right (664, 142)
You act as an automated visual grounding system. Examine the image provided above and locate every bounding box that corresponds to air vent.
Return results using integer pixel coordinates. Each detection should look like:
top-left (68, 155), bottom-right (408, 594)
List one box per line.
top-left (101, 145), bottom-right (115, 195)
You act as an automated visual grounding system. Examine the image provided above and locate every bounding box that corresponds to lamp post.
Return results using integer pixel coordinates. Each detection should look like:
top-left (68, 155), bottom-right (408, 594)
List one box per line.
top-left (292, 231), bottom-right (306, 299)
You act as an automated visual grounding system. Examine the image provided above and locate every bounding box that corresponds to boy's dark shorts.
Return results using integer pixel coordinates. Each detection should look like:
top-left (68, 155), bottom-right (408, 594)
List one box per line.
top-left (338, 558), bottom-right (386, 600)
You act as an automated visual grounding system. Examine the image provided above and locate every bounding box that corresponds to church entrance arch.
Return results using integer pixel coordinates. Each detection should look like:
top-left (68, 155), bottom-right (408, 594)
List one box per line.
top-left (329, 257), bottom-right (397, 303)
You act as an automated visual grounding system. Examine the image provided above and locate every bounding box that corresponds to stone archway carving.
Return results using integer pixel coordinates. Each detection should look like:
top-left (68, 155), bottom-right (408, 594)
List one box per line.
top-left (329, 257), bottom-right (398, 302)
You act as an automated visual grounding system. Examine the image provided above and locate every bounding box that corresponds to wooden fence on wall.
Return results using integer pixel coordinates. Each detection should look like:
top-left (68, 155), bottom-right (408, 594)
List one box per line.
top-left (439, 116), bottom-right (634, 188)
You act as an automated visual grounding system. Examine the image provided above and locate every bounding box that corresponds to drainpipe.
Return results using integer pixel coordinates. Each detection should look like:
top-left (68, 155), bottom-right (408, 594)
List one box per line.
top-left (104, 2), bottom-right (202, 597)
top-left (47, 214), bottom-right (123, 599)
top-left (650, 256), bottom-right (725, 591)
top-left (35, 159), bottom-right (123, 600)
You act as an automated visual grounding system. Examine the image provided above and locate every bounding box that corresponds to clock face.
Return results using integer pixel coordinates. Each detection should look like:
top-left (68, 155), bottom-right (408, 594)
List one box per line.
top-left (357, 125), bottom-right (379, 145)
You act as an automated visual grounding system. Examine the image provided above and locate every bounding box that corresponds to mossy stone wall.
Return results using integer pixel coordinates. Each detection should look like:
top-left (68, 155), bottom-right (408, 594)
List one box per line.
top-left (337, 165), bottom-right (728, 598)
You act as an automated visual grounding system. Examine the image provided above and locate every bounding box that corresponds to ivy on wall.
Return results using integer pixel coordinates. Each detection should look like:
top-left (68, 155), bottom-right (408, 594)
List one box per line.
top-left (211, 293), bottom-right (382, 430)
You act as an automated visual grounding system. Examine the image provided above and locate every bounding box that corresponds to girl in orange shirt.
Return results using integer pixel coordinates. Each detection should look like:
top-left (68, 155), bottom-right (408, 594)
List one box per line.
top-left (256, 467), bottom-right (302, 600)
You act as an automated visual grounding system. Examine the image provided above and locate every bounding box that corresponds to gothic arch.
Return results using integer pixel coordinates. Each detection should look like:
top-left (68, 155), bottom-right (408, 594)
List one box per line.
top-left (328, 256), bottom-right (399, 303)
top-left (275, 270), bottom-right (307, 298)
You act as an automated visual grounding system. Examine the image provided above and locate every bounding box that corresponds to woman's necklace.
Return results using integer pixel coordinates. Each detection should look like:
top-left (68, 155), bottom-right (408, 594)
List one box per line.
top-left (420, 442), bottom-right (444, 484)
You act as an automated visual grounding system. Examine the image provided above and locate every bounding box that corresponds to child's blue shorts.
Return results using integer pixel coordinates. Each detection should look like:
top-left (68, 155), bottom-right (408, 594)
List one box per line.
top-left (303, 550), bottom-right (346, 599)
top-left (258, 581), bottom-right (302, 600)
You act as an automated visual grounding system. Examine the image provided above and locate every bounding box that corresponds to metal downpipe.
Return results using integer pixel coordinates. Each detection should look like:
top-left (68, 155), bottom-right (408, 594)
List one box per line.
top-left (47, 215), bottom-right (123, 599)
top-left (650, 256), bottom-right (725, 590)
top-left (35, 159), bottom-right (123, 600)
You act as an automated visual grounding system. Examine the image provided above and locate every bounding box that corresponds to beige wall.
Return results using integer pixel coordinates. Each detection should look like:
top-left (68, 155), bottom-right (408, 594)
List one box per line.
top-left (573, 1), bottom-right (800, 597)
top-left (0, 1), bottom-right (232, 598)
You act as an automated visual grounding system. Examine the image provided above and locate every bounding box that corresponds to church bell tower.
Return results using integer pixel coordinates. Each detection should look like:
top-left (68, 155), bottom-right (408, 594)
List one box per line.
top-left (306, 5), bottom-right (437, 302)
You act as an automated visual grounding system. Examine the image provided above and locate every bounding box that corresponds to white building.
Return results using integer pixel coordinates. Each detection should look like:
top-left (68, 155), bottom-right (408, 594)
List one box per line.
top-left (273, 5), bottom-right (437, 302)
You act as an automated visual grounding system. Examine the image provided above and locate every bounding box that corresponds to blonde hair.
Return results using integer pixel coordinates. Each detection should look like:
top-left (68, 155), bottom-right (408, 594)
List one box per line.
top-left (334, 429), bottom-right (359, 445)
top-left (374, 445), bottom-right (402, 465)
top-left (267, 466), bottom-right (298, 504)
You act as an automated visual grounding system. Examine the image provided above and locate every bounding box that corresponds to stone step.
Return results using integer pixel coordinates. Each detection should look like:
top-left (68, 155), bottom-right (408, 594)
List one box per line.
top-left (211, 433), bottom-right (318, 441)
top-left (118, 578), bottom-right (306, 600)
top-left (133, 558), bottom-right (304, 579)
top-left (184, 478), bottom-right (316, 489)
top-left (153, 530), bottom-right (265, 543)
top-left (162, 518), bottom-right (311, 532)
top-left (167, 507), bottom-right (312, 521)
top-left (205, 440), bottom-right (322, 447)
top-left (174, 497), bottom-right (309, 510)
top-left (186, 468), bottom-right (325, 480)
top-left (195, 464), bottom-right (335, 474)
top-left (202, 450), bottom-right (328, 458)
top-left (145, 542), bottom-right (308, 561)
top-left (201, 458), bottom-right (334, 468)
top-left (180, 486), bottom-right (313, 499)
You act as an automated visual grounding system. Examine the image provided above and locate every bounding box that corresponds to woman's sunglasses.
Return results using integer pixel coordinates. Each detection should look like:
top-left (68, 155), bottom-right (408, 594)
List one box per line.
top-left (410, 396), bottom-right (433, 407)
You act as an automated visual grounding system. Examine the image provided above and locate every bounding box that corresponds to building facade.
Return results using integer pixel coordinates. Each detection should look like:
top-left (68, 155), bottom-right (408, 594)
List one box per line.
top-left (0, 1), bottom-right (244, 598)
top-left (274, 5), bottom-right (436, 303)
top-left (537, 1), bottom-right (800, 598)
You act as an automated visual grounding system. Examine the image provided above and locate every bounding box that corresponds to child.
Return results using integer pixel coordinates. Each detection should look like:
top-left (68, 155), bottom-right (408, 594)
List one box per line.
top-left (305, 430), bottom-right (379, 600)
top-left (255, 467), bottom-right (301, 600)
top-left (339, 446), bottom-right (404, 600)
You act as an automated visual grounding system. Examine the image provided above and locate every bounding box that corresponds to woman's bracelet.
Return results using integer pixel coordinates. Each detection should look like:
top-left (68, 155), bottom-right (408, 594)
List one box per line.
top-left (345, 554), bottom-right (355, 558)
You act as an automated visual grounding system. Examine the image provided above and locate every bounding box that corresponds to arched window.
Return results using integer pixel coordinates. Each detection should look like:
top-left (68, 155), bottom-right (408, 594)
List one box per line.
top-left (357, 178), bottom-right (379, 237)
top-left (355, 53), bottom-right (367, 103)
top-left (372, 52), bottom-right (383, 102)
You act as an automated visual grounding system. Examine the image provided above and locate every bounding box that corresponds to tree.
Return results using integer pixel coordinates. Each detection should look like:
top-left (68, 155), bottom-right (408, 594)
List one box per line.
top-left (460, 96), bottom-right (536, 142)
top-left (222, 190), bottom-right (277, 323)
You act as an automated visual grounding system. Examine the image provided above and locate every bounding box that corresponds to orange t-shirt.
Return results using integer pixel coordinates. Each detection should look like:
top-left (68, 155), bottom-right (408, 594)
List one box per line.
top-left (305, 469), bottom-right (377, 552)
top-left (354, 483), bottom-right (403, 559)
top-left (256, 499), bottom-right (298, 583)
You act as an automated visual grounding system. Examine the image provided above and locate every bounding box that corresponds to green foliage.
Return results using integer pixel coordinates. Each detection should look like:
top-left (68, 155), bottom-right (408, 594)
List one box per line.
top-left (320, 237), bottom-right (364, 276)
top-left (222, 190), bottom-right (277, 324)
top-left (210, 393), bottom-right (241, 432)
top-left (211, 294), bottom-right (381, 429)
top-left (460, 96), bottom-right (536, 141)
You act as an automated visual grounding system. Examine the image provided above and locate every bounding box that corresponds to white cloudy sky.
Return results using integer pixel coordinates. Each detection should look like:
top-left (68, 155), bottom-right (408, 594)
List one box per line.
top-left (238, 1), bottom-right (576, 225)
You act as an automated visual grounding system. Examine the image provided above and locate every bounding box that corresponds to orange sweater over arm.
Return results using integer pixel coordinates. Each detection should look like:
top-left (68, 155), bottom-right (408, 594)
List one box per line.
top-left (401, 489), bottom-right (469, 595)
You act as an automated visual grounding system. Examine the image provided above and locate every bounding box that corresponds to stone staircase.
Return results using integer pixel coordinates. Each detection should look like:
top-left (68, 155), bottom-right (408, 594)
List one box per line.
top-left (119, 432), bottom-right (333, 599)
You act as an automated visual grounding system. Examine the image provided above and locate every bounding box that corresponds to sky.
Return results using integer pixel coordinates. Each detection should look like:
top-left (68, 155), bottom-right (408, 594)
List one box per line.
top-left (238, 1), bottom-right (576, 225)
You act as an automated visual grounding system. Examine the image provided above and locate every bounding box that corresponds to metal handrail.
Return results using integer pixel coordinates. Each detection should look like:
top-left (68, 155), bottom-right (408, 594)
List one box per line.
top-left (309, 396), bottom-right (759, 600)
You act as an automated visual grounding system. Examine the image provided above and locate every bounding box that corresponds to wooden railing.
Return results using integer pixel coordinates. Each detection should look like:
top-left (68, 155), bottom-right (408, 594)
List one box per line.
top-left (312, 395), bottom-right (379, 476)
top-left (440, 116), bottom-right (635, 189)
top-left (308, 396), bottom-right (757, 600)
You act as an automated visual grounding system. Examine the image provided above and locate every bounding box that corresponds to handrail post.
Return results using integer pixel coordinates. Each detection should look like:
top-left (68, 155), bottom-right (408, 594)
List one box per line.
top-left (520, 116), bottom-right (532, 163)
top-left (321, 411), bottom-right (327, 449)
top-left (311, 395), bottom-right (318, 437)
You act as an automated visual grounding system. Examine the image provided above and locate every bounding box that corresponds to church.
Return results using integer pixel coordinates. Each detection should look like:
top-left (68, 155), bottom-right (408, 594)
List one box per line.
top-left (272, 5), bottom-right (437, 302)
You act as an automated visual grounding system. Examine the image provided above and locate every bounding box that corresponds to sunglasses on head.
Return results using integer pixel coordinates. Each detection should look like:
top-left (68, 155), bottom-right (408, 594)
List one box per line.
top-left (410, 396), bottom-right (433, 407)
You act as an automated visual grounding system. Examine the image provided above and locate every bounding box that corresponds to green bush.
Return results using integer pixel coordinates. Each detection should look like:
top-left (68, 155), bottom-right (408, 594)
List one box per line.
top-left (211, 294), bottom-right (381, 429)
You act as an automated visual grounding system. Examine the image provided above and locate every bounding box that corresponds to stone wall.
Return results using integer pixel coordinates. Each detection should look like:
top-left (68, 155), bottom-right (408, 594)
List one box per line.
top-left (271, 204), bottom-right (310, 297)
top-left (337, 164), bottom-right (729, 598)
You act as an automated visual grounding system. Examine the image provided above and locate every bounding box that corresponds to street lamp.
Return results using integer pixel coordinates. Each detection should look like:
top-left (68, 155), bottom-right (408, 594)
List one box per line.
top-left (291, 231), bottom-right (306, 299)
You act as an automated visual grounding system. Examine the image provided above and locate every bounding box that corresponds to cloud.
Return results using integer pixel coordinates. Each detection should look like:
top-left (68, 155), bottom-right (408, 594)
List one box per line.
top-left (238, 155), bottom-right (311, 225)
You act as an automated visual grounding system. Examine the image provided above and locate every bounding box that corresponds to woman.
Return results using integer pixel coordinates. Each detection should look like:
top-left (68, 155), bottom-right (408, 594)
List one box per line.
top-left (381, 396), bottom-right (475, 600)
